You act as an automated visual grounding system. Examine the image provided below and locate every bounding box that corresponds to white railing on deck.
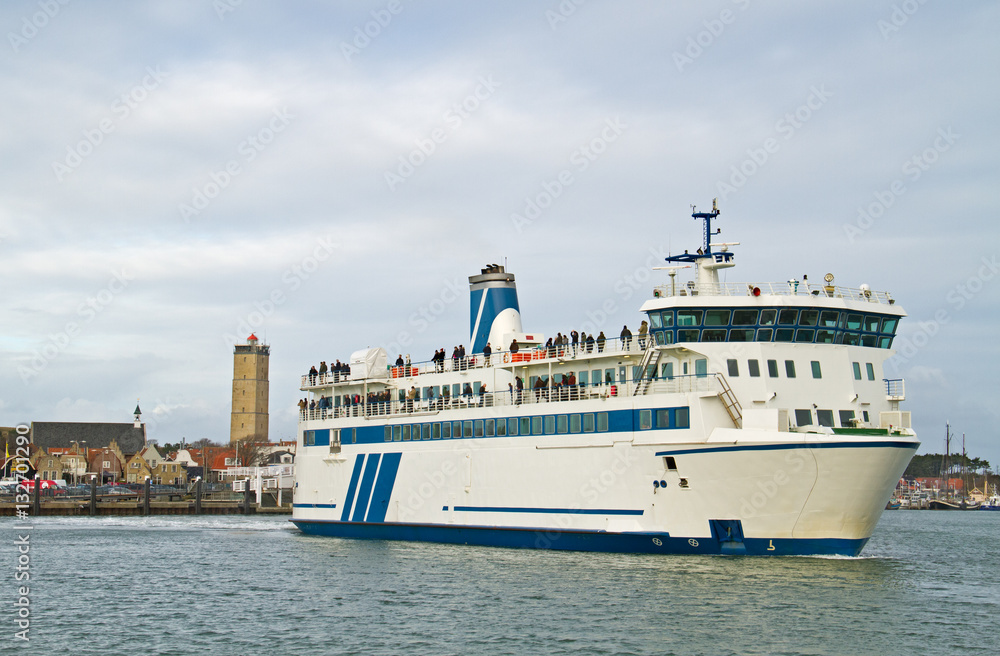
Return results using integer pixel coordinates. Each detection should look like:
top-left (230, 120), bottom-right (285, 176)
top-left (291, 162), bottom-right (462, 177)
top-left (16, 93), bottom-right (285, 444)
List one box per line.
top-left (652, 281), bottom-right (895, 305)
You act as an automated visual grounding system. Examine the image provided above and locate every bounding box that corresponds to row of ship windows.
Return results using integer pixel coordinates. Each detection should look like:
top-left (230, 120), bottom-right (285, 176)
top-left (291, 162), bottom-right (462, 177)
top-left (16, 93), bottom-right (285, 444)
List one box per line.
top-left (798, 408), bottom-right (869, 428)
top-left (647, 308), bottom-right (898, 348)
top-left (649, 308), bottom-right (899, 332)
top-left (725, 359), bottom-right (878, 381)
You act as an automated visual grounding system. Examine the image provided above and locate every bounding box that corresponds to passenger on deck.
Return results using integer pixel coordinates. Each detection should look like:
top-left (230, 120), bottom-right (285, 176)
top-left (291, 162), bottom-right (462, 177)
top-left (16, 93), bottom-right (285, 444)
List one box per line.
top-left (620, 325), bottom-right (632, 350)
top-left (510, 339), bottom-right (519, 355)
top-left (463, 383), bottom-right (473, 400)
top-left (483, 342), bottom-right (492, 365)
top-left (596, 332), bottom-right (606, 352)
top-left (515, 376), bottom-right (524, 405)
top-left (638, 320), bottom-right (648, 349)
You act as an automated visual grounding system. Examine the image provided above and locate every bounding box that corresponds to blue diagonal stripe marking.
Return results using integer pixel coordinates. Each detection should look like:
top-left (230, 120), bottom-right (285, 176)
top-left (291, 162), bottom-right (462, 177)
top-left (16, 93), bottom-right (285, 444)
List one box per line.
top-left (340, 454), bottom-right (366, 522)
top-left (365, 452), bottom-right (401, 523)
top-left (351, 454), bottom-right (382, 522)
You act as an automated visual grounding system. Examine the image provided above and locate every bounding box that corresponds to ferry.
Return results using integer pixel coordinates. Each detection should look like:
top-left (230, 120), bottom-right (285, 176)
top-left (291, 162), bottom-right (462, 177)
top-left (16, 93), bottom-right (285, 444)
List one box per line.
top-left (291, 201), bottom-right (919, 556)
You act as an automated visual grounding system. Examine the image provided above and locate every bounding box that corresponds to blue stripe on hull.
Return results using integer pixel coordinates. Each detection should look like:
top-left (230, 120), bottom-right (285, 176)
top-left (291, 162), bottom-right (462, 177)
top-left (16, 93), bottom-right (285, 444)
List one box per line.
top-left (290, 520), bottom-right (869, 557)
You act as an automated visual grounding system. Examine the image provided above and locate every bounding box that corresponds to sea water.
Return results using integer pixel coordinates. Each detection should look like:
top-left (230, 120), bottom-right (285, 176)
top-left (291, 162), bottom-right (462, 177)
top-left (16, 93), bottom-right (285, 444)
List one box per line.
top-left (3, 511), bottom-right (997, 655)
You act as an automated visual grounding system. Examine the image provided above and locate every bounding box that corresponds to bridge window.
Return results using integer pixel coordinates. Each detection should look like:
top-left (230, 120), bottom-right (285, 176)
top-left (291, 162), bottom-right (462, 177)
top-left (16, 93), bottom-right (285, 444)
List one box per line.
top-left (727, 359), bottom-right (739, 377)
top-left (760, 309), bottom-right (777, 326)
top-left (820, 310), bottom-right (839, 327)
top-left (678, 329), bottom-right (700, 342)
top-left (880, 317), bottom-right (898, 334)
top-left (778, 309), bottom-right (799, 325)
top-left (879, 336), bottom-right (893, 348)
top-left (863, 315), bottom-right (881, 332)
top-left (732, 309), bottom-right (758, 325)
top-left (649, 312), bottom-right (662, 329)
top-left (705, 309), bottom-right (731, 325)
top-left (841, 333), bottom-right (860, 346)
top-left (795, 409), bottom-right (812, 426)
top-left (795, 329), bottom-right (815, 343)
top-left (703, 329), bottom-right (726, 342)
top-left (785, 360), bottom-right (796, 378)
top-left (799, 309), bottom-right (819, 326)
top-left (730, 328), bottom-right (754, 342)
top-left (677, 310), bottom-right (703, 326)
top-left (816, 330), bottom-right (835, 343)
top-left (660, 311), bottom-right (674, 327)
top-left (811, 361), bottom-right (822, 378)
top-left (846, 314), bottom-right (863, 330)
top-left (775, 328), bottom-right (794, 342)
top-left (748, 359), bottom-right (761, 377)
top-left (756, 328), bottom-right (773, 342)
top-left (767, 359), bottom-right (779, 377)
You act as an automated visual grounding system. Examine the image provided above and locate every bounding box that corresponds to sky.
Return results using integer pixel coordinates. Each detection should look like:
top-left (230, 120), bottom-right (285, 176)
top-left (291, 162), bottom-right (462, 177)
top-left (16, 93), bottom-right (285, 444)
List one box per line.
top-left (1, 1), bottom-right (997, 467)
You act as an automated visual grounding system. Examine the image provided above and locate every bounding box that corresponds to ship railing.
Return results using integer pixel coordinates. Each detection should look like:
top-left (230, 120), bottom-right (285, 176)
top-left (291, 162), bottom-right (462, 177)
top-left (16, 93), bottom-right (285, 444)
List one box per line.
top-left (652, 281), bottom-right (895, 305)
top-left (884, 378), bottom-right (905, 401)
top-left (297, 372), bottom-right (715, 423)
top-left (300, 338), bottom-right (654, 389)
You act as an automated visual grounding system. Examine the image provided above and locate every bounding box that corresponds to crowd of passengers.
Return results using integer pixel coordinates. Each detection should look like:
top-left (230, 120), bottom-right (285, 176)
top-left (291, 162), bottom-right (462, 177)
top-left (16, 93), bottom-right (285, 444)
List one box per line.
top-left (306, 360), bottom-right (351, 384)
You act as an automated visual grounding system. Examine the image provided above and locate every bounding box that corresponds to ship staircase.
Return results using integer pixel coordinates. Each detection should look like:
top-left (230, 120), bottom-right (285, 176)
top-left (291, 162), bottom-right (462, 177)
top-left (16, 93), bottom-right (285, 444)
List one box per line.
top-left (632, 346), bottom-right (661, 396)
top-left (715, 373), bottom-right (742, 428)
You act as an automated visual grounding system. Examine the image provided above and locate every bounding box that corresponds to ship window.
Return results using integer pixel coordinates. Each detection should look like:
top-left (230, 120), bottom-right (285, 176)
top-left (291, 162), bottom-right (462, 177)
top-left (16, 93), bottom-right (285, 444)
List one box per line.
top-left (496, 419), bottom-right (506, 437)
top-left (664, 456), bottom-right (677, 471)
top-left (597, 412), bottom-right (609, 432)
top-left (767, 359), bottom-right (779, 377)
top-left (846, 314), bottom-right (863, 330)
top-left (432, 423), bottom-right (441, 439)
top-left (852, 362), bottom-right (862, 380)
top-left (531, 417), bottom-right (543, 435)
top-left (863, 410), bottom-right (870, 423)
top-left (705, 309), bottom-right (731, 326)
top-left (775, 328), bottom-right (794, 342)
top-left (703, 329), bottom-right (726, 342)
top-left (422, 424), bottom-right (431, 440)
top-left (661, 311), bottom-right (674, 327)
top-left (393, 425), bottom-right (402, 441)
top-left (811, 361), bottom-right (822, 378)
top-left (663, 330), bottom-right (675, 345)
top-left (520, 417), bottom-right (531, 435)
top-left (675, 407), bottom-right (690, 428)
top-left (760, 309), bottom-right (777, 326)
top-left (656, 409), bottom-right (671, 428)
top-left (732, 309), bottom-right (758, 325)
top-left (677, 310), bottom-right (703, 326)
top-left (442, 422), bottom-right (451, 438)
top-left (799, 309), bottom-right (819, 326)
top-left (402, 425), bottom-right (411, 441)
top-left (662, 362), bottom-right (673, 379)
top-left (649, 312), bottom-right (662, 329)
top-left (570, 414), bottom-right (581, 432)
top-left (305, 431), bottom-right (315, 446)
top-left (352, 428), bottom-right (357, 444)
top-left (880, 317), bottom-right (898, 334)
top-left (866, 363), bottom-right (875, 381)
top-left (678, 329), bottom-right (700, 342)
top-left (583, 413), bottom-right (595, 432)
top-left (778, 309), bottom-right (799, 325)
top-left (879, 336), bottom-right (893, 349)
top-left (452, 384), bottom-right (460, 398)
top-left (817, 410), bottom-right (834, 427)
top-left (578, 371), bottom-right (589, 386)
top-left (384, 427), bottom-right (391, 442)
top-left (473, 382), bottom-right (482, 395)
top-left (557, 415), bottom-right (568, 433)
top-left (841, 332), bottom-right (860, 346)
top-left (464, 421), bottom-right (473, 438)
top-left (453, 421), bottom-right (462, 438)
top-left (839, 410), bottom-right (856, 427)
top-left (863, 315), bottom-right (881, 332)
top-left (729, 328), bottom-right (754, 342)
top-left (695, 359), bottom-right (708, 377)
top-left (727, 359), bottom-right (739, 377)
top-left (592, 370), bottom-right (602, 385)
top-left (756, 328), bottom-right (773, 342)
top-left (795, 329), bottom-right (815, 343)
top-left (748, 359), bottom-right (761, 377)
top-left (605, 369), bottom-right (615, 384)
top-left (544, 416), bottom-right (555, 434)
top-left (795, 409), bottom-right (812, 426)
top-left (639, 409), bottom-right (652, 430)
top-left (785, 360), bottom-right (796, 378)
top-left (654, 331), bottom-right (665, 345)
top-left (820, 311), bottom-right (839, 327)
top-left (507, 418), bottom-right (517, 436)
top-left (474, 420), bottom-right (484, 438)
top-left (816, 330), bottom-right (835, 343)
